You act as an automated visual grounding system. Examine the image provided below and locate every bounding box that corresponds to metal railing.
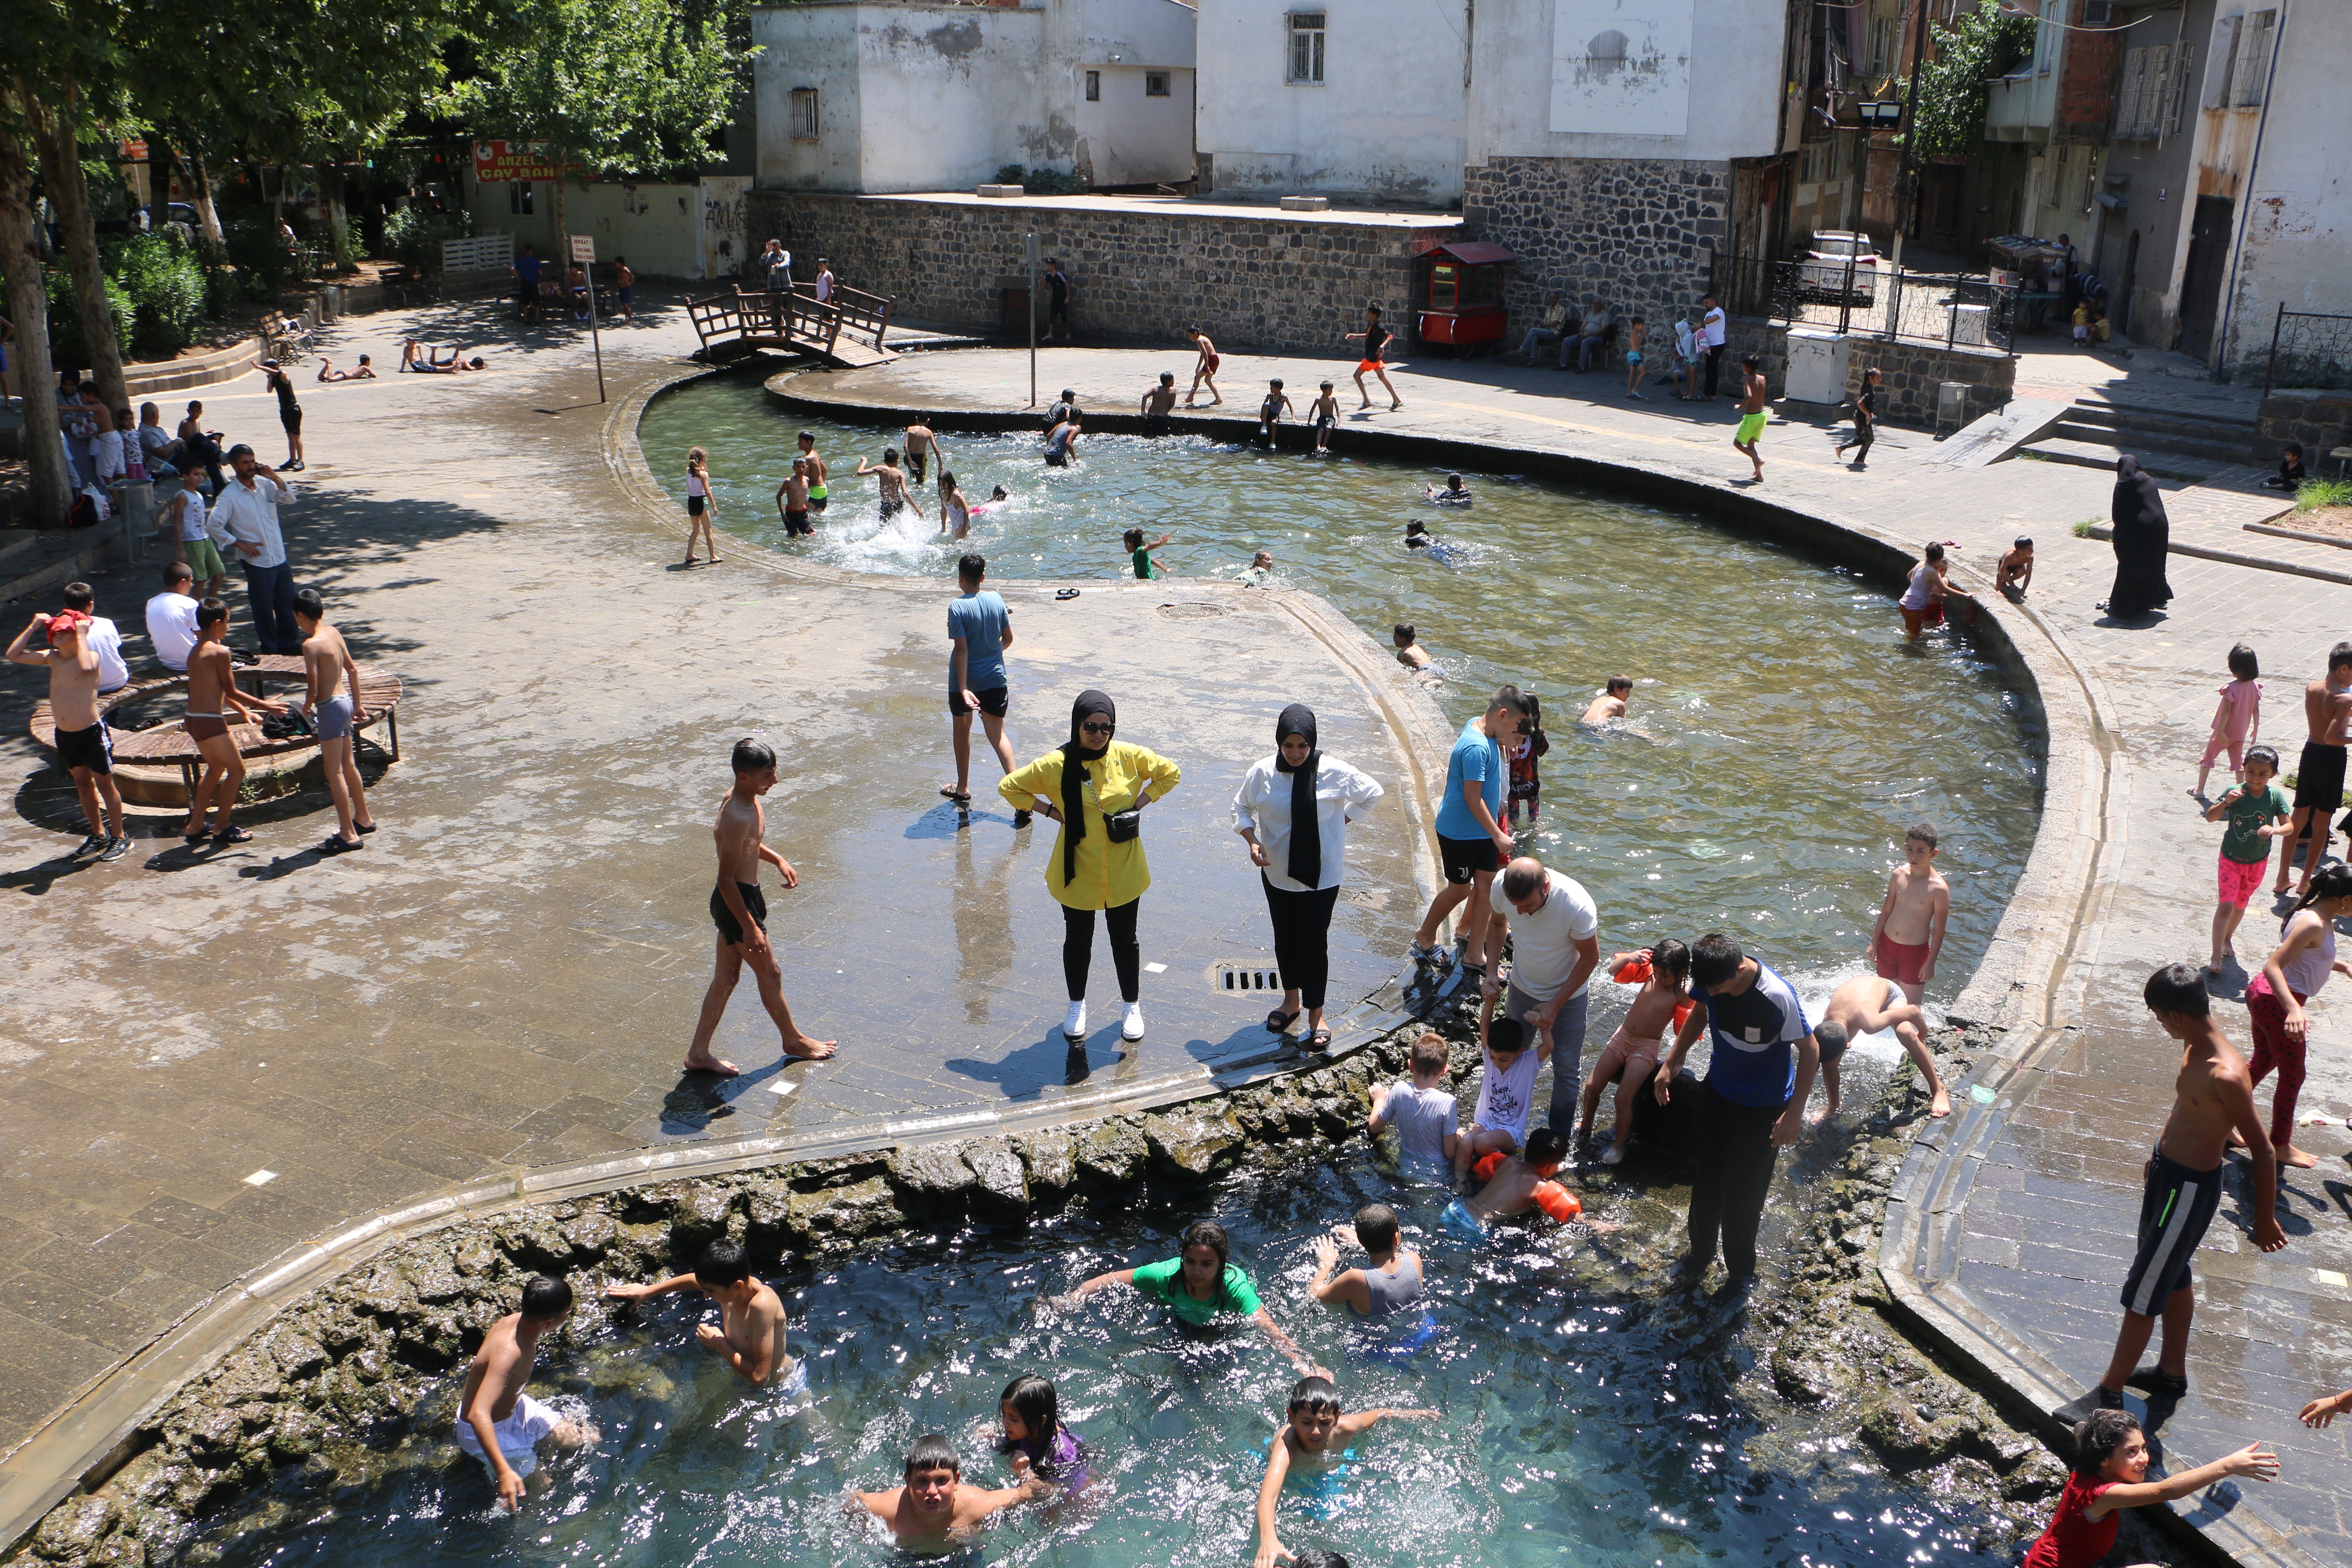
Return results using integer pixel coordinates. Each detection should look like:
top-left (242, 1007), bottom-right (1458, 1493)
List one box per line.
top-left (2262, 305), bottom-right (2352, 395)
top-left (1717, 254), bottom-right (2018, 354)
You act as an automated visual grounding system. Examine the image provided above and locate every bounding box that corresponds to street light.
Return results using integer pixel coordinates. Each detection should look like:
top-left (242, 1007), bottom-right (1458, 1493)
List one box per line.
top-left (1856, 99), bottom-right (1905, 127)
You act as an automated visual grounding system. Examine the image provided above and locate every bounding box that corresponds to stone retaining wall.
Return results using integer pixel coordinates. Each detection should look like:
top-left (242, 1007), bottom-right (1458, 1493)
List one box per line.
top-left (1725, 317), bottom-right (2016, 430)
top-left (744, 192), bottom-right (1443, 355)
top-left (2257, 389), bottom-right (2352, 467)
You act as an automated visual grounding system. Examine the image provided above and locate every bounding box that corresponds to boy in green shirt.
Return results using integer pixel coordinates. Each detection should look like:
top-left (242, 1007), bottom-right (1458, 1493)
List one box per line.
top-left (2205, 744), bottom-right (2292, 973)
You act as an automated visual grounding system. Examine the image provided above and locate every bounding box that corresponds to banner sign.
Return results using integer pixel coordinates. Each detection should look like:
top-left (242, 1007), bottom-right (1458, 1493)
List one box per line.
top-left (473, 141), bottom-right (576, 182)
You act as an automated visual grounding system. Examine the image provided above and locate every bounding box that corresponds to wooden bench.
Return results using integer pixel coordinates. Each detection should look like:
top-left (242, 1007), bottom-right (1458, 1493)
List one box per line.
top-left (30, 657), bottom-right (404, 802)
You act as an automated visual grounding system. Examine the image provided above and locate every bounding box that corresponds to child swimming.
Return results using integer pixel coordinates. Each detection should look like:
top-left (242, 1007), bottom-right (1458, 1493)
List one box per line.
top-left (1425, 474), bottom-right (1472, 505)
top-left (997, 1373), bottom-right (1087, 1491)
top-left (1580, 675), bottom-right (1632, 726)
top-left (1252, 1378), bottom-right (1436, 1568)
top-left (855, 1433), bottom-right (1046, 1547)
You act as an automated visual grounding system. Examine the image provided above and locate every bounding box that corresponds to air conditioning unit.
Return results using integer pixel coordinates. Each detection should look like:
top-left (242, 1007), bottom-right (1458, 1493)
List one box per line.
top-left (2082, 0), bottom-right (2113, 22)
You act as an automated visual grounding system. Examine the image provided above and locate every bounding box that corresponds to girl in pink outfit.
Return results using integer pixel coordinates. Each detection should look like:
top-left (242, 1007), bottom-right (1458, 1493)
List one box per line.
top-left (2195, 642), bottom-right (2262, 797)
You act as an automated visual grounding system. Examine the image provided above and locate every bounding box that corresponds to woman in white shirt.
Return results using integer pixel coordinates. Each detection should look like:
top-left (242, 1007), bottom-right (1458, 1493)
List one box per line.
top-left (1233, 704), bottom-right (1384, 1048)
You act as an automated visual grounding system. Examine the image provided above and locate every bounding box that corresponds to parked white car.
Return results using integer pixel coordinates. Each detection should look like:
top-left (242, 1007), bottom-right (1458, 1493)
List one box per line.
top-left (1799, 231), bottom-right (1881, 304)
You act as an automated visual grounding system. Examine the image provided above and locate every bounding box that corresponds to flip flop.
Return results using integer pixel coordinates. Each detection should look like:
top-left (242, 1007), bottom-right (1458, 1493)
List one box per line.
top-left (211, 825), bottom-right (253, 845)
top-left (940, 786), bottom-right (972, 803)
top-left (318, 836), bottom-right (363, 854)
top-left (1309, 1029), bottom-right (1333, 1050)
top-left (1265, 1008), bottom-right (1300, 1034)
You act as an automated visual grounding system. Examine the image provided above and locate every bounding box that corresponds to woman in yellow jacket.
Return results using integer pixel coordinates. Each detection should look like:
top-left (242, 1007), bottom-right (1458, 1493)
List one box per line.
top-left (1000, 689), bottom-right (1182, 1044)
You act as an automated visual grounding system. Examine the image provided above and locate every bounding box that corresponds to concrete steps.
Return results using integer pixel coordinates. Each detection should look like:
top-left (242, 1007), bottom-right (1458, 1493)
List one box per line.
top-left (2018, 436), bottom-right (2225, 483)
top-left (2014, 395), bottom-right (2257, 481)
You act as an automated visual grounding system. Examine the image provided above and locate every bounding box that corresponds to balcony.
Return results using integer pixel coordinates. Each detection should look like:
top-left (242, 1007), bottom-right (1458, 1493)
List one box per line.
top-left (1984, 67), bottom-right (2058, 143)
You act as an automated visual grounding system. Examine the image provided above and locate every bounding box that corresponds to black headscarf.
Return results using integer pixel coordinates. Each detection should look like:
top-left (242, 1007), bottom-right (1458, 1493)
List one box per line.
top-left (1059, 690), bottom-right (1115, 883)
top-left (2107, 454), bottom-right (2174, 616)
top-left (1274, 703), bottom-right (1321, 886)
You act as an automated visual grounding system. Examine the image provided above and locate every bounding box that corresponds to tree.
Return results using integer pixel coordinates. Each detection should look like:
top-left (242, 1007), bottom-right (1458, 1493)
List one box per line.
top-left (1908, 0), bottom-right (2040, 161)
top-left (0, 124), bottom-right (69, 524)
top-left (441, 0), bottom-right (754, 245)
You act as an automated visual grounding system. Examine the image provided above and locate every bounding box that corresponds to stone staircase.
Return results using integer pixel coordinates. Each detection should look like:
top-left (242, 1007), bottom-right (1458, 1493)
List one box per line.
top-left (2016, 396), bottom-right (2260, 483)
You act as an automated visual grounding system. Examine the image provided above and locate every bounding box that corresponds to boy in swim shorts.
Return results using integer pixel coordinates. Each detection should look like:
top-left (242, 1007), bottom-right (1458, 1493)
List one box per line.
top-left (1871, 823), bottom-right (1949, 1005)
top-left (688, 737), bottom-right (837, 1075)
top-left (604, 1239), bottom-right (804, 1392)
top-left (1184, 327), bottom-right (1221, 406)
top-left (796, 431), bottom-right (829, 511)
top-left (858, 1434), bottom-right (1047, 1547)
top-left (6, 609), bottom-right (130, 860)
top-left (455, 1276), bottom-right (594, 1511)
top-left (1623, 316), bottom-right (1648, 399)
top-left (777, 457), bottom-right (814, 536)
top-left (1579, 940), bottom-right (1689, 1162)
top-left (1807, 971), bottom-right (1939, 1122)
top-left (179, 597), bottom-right (286, 846)
top-left (1580, 674), bottom-right (1632, 726)
top-left (1732, 353), bottom-right (1768, 481)
top-left (1345, 305), bottom-right (1401, 412)
top-left (293, 588), bottom-right (375, 854)
top-left (1253, 1378), bottom-right (1435, 1568)
top-left (1310, 382), bottom-right (1338, 451)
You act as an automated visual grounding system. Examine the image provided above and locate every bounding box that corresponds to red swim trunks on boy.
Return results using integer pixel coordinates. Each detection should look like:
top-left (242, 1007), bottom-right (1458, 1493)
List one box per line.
top-left (1875, 934), bottom-right (1930, 986)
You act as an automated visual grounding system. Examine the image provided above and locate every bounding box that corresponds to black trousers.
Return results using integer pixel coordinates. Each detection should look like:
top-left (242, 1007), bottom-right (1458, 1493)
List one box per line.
top-left (1262, 877), bottom-right (1341, 1011)
top-left (1063, 897), bottom-right (1141, 1002)
top-left (1685, 1081), bottom-right (1786, 1278)
top-left (1703, 344), bottom-right (1727, 399)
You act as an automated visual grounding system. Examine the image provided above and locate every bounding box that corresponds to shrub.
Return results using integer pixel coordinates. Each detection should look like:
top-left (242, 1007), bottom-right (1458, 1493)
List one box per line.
top-left (382, 204), bottom-right (472, 275)
top-left (107, 230), bottom-right (209, 360)
top-left (224, 216), bottom-right (294, 300)
top-left (43, 266), bottom-right (134, 371)
top-left (2294, 477), bottom-right (2352, 511)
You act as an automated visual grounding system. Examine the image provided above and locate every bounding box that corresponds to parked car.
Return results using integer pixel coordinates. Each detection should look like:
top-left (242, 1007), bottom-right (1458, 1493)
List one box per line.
top-left (1799, 231), bottom-right (1881, 304)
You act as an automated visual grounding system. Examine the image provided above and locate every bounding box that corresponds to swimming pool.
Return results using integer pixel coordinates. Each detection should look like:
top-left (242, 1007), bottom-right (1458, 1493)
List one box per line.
top-left (202, 1113), bottom-right (1989, 1568)
top-left (637, 374), bottom-right (2044, 988)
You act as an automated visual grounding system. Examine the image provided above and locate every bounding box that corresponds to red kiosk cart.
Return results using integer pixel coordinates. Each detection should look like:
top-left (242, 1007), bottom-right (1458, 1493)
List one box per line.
top-left (1414, 239), bottom-right (1519, 355)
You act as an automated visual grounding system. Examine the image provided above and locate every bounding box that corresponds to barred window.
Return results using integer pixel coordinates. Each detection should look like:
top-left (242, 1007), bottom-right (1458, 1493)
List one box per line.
top-left (2232, 10), bottom-right (2275, 107)
top-left (790, 89), bottom-right (820, 141)
top-left (1145, 71), bottom-right (1170, 96)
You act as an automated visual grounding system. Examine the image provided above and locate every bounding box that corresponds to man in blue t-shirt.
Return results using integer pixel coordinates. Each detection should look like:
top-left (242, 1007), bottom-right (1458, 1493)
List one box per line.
top-left (1653, 931), bottom-right (1820, 1281)
top-left (943, 551), bottom-right (1019, 821)
top-left (513, 244), bottom-right (543, 321)
top-left (1408, 684), bottom-right (1529, 979)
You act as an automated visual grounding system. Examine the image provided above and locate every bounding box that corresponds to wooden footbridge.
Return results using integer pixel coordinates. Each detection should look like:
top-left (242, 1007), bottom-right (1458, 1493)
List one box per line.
top-left (687, 283), bottom-right (897, 369)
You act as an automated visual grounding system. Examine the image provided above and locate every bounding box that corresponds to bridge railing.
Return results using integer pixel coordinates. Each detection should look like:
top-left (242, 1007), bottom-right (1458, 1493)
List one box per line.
top-left (687, 283), bottom-right (894, 361)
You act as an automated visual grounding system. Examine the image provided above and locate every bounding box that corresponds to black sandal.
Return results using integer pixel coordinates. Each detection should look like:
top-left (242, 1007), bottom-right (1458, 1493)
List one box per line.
top-left (1309, 1029), bottom-right (1333, 1050)
top-left (1265, 1008), bottom-right (1301, 1034)
top-left (211, 825), bottom-right (253, 845)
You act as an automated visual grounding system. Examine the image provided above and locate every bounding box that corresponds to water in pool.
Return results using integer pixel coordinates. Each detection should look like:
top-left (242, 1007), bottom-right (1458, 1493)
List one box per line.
top-left (212, 1133), bottom-right (1985, 1568)
top-left (638, 374), bottom-right (2043, 981)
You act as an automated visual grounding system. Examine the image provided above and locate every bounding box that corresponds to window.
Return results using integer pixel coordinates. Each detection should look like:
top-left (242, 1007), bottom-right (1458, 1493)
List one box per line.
top-left (508, 182), bottom-right (532, 215)
top-left (2207, 14), bottom-right (2240, 107)
top-left (1145, 70), bottom-right (1170, 96)
top-left (2034, 0), bottom-right (2058, 75)
top-left (1287, 12), bottom-right (1325, 84)
top-left (2232, 9), bottom-right (2275, 106)
top-left (1084, 70), bottom-right (1100, 101)
top-left (790, 88), bottom-right (820, 141)
top-left (1868, 15), bottom-right (1897, 79)
top-left (2166, 41), bottom-right (2196, 134)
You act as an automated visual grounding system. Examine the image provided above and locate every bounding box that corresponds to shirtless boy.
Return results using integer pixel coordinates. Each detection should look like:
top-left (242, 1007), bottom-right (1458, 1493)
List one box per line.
top-left (1580, 675), bottom-right (1633, 726)
top-left (855, 448), bottom-right (922, 522)
top-left (796, 432), bottom-right (830, 513)
top-left (455, 1275), bottom-right (593, 1511)
top-left (315, 354), bottom-right (374, 381)
top-left (1393, 622), bottom-right (1433, 673)
top-left (293, 588), bottom-right (374, 854)
top-left (1183, 327), bottom-right (1222, 406)
top-left (1871, 824), bottom-right (1950, 1005)
top-left (902, 422), bottom-right (942, 485)
top-left (1140, 372), bottom-right (1178, 435)
top-left (1809, 972), bottom-right (1943, 1123)
top-left (856, 1434), bottom-right (1045, 1547)
top-left (604, 1240), bottom-right (801, 1392)
top-left (2086, 964), bottom-right (2284, 1411)
top-left (1733, 353), bottom-right (1770, 481)
top-left (2279, 641), bottom-right (2352, 897)
top-left (1257, 379), bottom-right (1296, 447)
top-left (776, 458), bottom-right (813, 537)
top-left (687, 737), bottom-right (837, 1074)
top-left (1253, 1378), bottom-right (1436, 1568)
top-left (1461, 1127), bottom-right (1578, 1225)
top-left (6, 611), bottom-right (129, 860)
top-left (180, 598), bottom-right (285, 845)
top-left (1309, 381), bottom-right (1340, 452)
top-left (1997, 536), bottom-right (2035, 601)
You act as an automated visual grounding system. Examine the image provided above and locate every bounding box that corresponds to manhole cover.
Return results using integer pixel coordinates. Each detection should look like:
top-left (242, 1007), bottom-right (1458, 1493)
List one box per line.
top-left (1158, 603), bottom-right (1230, 620)
top-left (1211, 960), bottom-right (1286, 995)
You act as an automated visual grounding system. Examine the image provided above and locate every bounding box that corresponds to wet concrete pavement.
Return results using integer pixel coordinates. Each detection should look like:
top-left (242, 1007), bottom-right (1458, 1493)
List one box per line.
top-left (0, 298), bottom-right (1428, 1455)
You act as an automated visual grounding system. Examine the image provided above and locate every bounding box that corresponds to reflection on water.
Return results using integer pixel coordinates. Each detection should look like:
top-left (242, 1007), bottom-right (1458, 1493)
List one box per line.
top-left (209, 1136), bottom-right (1980, 1568)
top-left (639, 377), bottom-right (2043, 986)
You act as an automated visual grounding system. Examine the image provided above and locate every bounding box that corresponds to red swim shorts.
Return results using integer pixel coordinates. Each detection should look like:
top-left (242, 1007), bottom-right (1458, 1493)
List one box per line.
top-left (1875, 934), bottom-right (1930, 986)
top-left (1357, 358), bottom-right (1385, 373)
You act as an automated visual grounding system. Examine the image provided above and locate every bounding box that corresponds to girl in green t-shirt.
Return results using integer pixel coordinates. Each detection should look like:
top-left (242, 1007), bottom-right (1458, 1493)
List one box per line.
top-left (1058, 1220), bottom-right (1325, 1376)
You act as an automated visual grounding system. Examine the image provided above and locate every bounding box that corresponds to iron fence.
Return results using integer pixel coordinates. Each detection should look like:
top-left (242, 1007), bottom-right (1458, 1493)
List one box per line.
top-left (1716, 254), bottom-right (2018, 354)
top-left (2263, 306), bottom-right (2352, 395)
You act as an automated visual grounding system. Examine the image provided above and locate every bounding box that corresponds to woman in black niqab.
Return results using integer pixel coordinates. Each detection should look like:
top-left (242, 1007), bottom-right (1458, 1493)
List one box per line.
top-left (2102, 454), bottom-right (2173, 618)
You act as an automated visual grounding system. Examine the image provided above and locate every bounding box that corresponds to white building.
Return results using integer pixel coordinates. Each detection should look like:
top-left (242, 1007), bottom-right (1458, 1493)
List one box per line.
top-left (753, 0), bottom-right (1197, 194)
top-left (1193, 1), bottom-right (1469, 207)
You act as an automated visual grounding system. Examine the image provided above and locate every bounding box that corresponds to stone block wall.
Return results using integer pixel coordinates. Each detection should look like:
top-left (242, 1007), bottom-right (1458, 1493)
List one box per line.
top-left (1725, 316), bottom-right (2016, 429)
top-left (1461, 156), bottom-right (1730, 344)
top-left (2257, 391), bottom-right (2352, 466)
top-left (747, 192), bottom-right (1445, 355)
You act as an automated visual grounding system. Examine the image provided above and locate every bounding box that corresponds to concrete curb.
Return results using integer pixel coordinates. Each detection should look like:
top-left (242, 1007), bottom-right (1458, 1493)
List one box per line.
top-left (2245, 519), bottom-right (2352, 554)
top-left (2081, 522), bottom-right (2352, 588)
top-left (121, 337), bottom-right (263, 399)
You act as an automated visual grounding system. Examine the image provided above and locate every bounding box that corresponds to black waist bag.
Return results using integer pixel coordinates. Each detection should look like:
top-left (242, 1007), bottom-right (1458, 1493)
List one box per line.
top-left (1103, 808), bottom-right (1143, 843)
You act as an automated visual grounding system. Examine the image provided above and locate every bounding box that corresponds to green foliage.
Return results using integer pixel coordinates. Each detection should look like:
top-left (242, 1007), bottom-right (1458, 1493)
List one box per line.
top-left (2071, 518), bottom-right (2099, 537)
top-left (45, 267), bottom-right (133, 371)
top-left (2296, 478), bottom-right (2352, 511)
top-left (1908, 0), bottom-right (2040, 160)
top-left (224, 216), bottom-right (293, 300)
top-left (382, 204), bottom-right (472, 274)
top-left (105, 230), bottom-right (208, 358)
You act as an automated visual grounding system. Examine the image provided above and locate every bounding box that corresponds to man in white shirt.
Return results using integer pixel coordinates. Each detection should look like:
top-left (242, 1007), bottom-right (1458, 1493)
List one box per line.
top-left (61, 583), bottom-right (131, 693)
top-left (1700, 295), bottom-right (1728, 400)
top-left (1483, 855), bottom-right (1602, 1136)
top-left (145, 561), bottom-right (204, 673)
top-left (211, 443), bottom-right (300, 653)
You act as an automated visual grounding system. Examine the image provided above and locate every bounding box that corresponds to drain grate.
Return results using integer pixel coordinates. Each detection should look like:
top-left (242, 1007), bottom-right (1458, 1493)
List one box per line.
top-left (1157, 602), bottom-right (1229, 620)
top-left (1212, 961), bottom-right (1286, 994)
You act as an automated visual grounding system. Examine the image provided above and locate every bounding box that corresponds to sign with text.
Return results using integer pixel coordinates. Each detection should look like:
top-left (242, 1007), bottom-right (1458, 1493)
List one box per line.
top-left (472, 141), bottom-right (575, 183)
top-left (570, 234), bottom-right (595, 263)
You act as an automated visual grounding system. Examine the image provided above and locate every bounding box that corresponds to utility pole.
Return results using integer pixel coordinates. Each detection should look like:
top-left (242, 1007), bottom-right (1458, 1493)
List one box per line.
top-left (1025, 231), bottom-right (1040, 409)
top-left (1893, 0), bottom-right (1936, 240)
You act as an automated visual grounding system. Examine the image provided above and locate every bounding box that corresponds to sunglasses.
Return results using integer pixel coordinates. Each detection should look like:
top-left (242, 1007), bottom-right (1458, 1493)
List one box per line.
top-left (1080, 720), bottom-right (1115, 735)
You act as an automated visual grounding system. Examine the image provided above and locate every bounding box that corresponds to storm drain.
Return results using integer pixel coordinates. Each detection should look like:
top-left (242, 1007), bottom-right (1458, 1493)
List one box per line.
top-left (1212, 961), bottom-right (1286, 994)
top-left (1157, 602), bottom-right (1229, 620)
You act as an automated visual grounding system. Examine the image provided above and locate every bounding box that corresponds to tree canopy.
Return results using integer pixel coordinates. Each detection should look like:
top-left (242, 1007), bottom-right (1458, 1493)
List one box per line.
top-left (1908, 0), bottom-right (2041, 160)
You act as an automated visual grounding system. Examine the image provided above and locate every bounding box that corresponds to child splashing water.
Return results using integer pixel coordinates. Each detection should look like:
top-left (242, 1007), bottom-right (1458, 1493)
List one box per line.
top-left (1252, 1378), bottom-right (1436, 1568)
top-left (2193, 643), bottom-right (2262, 799)
top-left (996, 1373), bottom-right (1087, 1491)
top-left (1505, 693), bottom-right (1549, 828)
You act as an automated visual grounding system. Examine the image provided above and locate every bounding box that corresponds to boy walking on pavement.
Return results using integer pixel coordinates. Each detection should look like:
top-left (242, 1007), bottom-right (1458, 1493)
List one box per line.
top-left (293, 588), bottom-right (376, 854)
top-left (1871, 823), bottom-right (1950, 1006)
top-left (1835, 367), bottom-right (1881, 468)
top-left (6, 611), bottom-right (129, 860)
top-left (2085, 965), bottom-right (2285, 1412)
top-left (2278, 641), bottom-right (2352, 897)
top-left (455, 1276), bottom-right (594, 1511)
top-left (1347, 305), bottom-right (1402, 411)
top-left (688, 738), bottom-right (838, 1075)
top-left (942, 552), bottom-right (1019, 817)
top-left (1732, 354), bottom-right (1769, 481)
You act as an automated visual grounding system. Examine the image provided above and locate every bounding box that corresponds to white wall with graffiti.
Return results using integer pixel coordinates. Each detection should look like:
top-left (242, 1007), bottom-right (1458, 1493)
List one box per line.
top-left (465, 175), bottom-right (758, 282)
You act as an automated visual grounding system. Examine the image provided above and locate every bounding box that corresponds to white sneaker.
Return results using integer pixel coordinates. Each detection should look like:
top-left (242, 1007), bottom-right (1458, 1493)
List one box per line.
top-left (1600, 1140), bottom-right (1626, 1167)
top-left (1121, 1002), bottom-right (1146, 1041)
top-left (1062, 1000), bottom-right (1087, 1040)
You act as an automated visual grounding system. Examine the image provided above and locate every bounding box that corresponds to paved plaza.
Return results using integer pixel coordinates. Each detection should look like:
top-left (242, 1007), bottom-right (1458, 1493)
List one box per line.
top-left (3, 294), bottom-right (2352, 1563)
